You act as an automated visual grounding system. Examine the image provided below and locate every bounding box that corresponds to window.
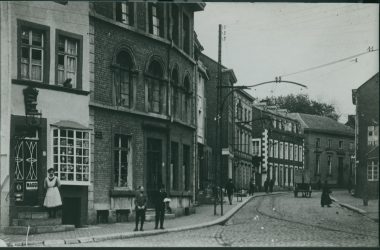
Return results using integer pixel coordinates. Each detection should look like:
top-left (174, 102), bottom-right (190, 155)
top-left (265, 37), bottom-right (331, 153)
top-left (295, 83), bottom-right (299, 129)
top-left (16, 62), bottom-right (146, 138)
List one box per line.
top-left (20, 25), bottom-right (46, 82)
top-left (299, 146), bottom-right (303, 162)
top-left (182, 13), bottom-right (190, 54)
top-left (339, 140), bottom-right (343, 149)
top-left (171, 68), bottom-right (180, 119)
top-left (328, 155), bottom-right (332, 175)
top-left (171, 5), bottom-right (179, 46)
top-left (53, 128), bottom-right (90, 184)
top-left (252, 139), bottom-right (261, 156)
top-left (328, 139), bottom-right (332, 149)
top-left (279, 142), bottom-right (283, 159)
top-left (368, 126), bottom-right (379, 146)
top-left (289, 144), bottom-right (293, 161)
top-left (116, 2), bottom-right (134, 26)
top-left (237, 101), bottom-right (243, 120)
top-left (349, 142), bottom-right (354, 150)
top-left (315, 154), bottom-right (321, 175)
top-left (284, 143), bottom-right (288, 160)
top-left (183, 75), bottom-right (192, 123)
top-left (294, 145), bottom-right (298, 161)
top-left (316, 138), bottom-right (320, 148)
top-left (113, 51), bottom-right (135, 108)
top-left (183, 144), bottom-right (190, 190)
top-left (56, 35), bottom-right (79, 88)
top-left (268, 139), bottom-right (273, 158)
top-left (274, 140), bottom-right (278, 158)
top-left (146, 60), bottom-right (166, 114)
top-left (113, 134), bottom-right (132, 188)
top-left (171, 142), bottom-right (179, 190)
top-left (367, 160), bottom-right (379, 181)
top-left (149, 3), bottom-right (163, 37)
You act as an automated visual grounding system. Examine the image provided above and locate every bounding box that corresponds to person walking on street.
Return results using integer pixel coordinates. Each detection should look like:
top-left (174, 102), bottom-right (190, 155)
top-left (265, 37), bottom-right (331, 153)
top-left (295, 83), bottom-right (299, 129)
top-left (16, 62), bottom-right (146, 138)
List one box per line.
top-left (154, 184), bottom-right (167, 230)
top-left (269, 178), bottom-right (274, 193)
top-left (134, 186), bottom-right (147, 231)
top-left (264, 178), bottom-right (269, 193)
top-left (225, 179), bottom-right (235, 205)
top-left (321, 180), bottom-right (332, 207)
top-left (249, 178), bottom-right (255, 196)
top-left (43, 167), bottom-right (62, 218)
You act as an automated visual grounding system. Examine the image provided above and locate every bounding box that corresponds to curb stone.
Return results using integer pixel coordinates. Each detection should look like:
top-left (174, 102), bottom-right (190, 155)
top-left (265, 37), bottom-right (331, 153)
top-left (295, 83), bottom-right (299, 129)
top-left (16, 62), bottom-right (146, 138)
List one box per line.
top-left (6, 192), bottom-right (286, 247)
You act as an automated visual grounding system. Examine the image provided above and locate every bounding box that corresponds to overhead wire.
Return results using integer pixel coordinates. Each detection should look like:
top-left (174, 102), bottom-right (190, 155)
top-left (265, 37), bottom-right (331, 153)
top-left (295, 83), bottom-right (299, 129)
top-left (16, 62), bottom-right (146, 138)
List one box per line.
top-left (280, 49), bottom-right (378, 78)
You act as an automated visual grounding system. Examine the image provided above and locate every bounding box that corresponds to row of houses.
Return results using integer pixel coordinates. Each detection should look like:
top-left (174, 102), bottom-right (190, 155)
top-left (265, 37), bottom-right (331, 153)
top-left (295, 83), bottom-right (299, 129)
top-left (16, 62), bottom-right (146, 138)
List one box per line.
top-left (0, 1), bottom-right (376, 233)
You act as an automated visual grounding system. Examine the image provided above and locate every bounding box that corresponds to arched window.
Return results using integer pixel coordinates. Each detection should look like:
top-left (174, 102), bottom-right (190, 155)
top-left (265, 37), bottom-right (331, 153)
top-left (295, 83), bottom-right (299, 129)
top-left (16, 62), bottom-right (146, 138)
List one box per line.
top-left (146, 60), bottom-right (166, 114)
top-left (113, 50), bottom-right (135, 108)
top-left (183, 75), bottom-right (191, 123)
top-left (171, 68), bottom-right (180, 119)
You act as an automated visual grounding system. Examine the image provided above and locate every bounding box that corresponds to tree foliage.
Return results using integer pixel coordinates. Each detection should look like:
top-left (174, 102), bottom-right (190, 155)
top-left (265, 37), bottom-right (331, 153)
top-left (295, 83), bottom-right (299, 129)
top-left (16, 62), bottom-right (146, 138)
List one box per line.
top-left (265, 94), bottom-right (340, 121)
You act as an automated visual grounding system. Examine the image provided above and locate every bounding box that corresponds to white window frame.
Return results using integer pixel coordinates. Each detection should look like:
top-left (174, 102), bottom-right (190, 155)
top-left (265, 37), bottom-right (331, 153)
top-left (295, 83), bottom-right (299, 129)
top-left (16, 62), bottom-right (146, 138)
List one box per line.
top-left (57, 36), bottom-right (78, 88)
top-left (279, 142), bottom-right (283, 159)
top-left (316, 154), bottom-right (320, 174)
top-left (368, 126), bottom-right (379, 146)
top-left (299, 146), bottom-right (303, 162)
top-left (52, 127), bottom-right (90, 185)
top-left (113, 134), bottom-right (133, 189)
top-left (151, 4), bottom-right (160, 36)
top-left (268, 139), bottom-right (273, 158)
top-left (294, 144), bottom-right (298, 161)
top-left (284, 142), bottom-right (289, 160)
top-left (328, 155), bottom-right (332, 175)
top-left (252, 138), bottom-right (261, 157)
top-left (274, 140), bottom-right (278, 158)
top-left (339, 140), bottom-right (344, 149)
top-left (289, 144), bottom-right (293, 161)
top-left (367, 160), bottom-right (379, 181)
top-left (21, 28), bottom-right (44, 82)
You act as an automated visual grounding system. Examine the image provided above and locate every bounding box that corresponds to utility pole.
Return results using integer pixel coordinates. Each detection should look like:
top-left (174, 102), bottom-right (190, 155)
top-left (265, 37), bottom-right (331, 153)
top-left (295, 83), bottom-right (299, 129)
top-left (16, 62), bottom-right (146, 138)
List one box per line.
top-left (217, 24), bottom-right (224, 216)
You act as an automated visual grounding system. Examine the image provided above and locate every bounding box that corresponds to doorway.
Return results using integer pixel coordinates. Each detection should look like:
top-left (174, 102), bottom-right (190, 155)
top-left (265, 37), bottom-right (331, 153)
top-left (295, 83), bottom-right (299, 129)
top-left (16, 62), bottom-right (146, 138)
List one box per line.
top-left (146, 138), bottom-right (162, 207)
top-left (14, 132), bottom-right (40, 206)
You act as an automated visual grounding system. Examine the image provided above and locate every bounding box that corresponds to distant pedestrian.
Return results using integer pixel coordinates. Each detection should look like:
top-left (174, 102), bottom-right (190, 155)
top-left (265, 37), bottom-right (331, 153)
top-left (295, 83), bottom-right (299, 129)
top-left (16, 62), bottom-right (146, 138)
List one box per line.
top-left (225, 179), bottom-right (235, 205)
top-left (321, 180), bottom-right (332, 207)
top-left (348, 178), bottom-right (352, 194)
top-left (43, 167), bottom-right (62, 218)
top-left (134, 186), bottom-right (147, 231)
top-left (269, 178), bottom-right (275, 193)
top-left (249, 179), bottom-right (255, 196)
top-left (154, 184), bottom-right (167, 230)
top-left (264, 178), bottom-right (269, 193)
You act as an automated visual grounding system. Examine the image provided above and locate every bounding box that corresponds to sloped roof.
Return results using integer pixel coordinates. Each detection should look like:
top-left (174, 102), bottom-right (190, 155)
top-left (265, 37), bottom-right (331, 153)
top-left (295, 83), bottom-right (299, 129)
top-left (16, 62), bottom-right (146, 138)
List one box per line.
top-left (288, 113), bottom-right (354, 136)
top-left (51, 120), bottom-right (91, 130)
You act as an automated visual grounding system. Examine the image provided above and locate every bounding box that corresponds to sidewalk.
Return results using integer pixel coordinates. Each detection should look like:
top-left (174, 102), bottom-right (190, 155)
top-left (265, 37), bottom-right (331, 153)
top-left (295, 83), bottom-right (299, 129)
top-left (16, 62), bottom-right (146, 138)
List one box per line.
top-left (330, 189), bottom-right (379, 222)
top-left (1, 192), bottom-right (278, 247)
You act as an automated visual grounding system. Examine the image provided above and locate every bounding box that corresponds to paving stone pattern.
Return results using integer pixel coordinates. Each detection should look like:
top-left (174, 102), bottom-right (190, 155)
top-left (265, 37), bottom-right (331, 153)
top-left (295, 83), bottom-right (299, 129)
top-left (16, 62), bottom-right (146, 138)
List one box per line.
top-left (76, 192), bottom-right (379, 247)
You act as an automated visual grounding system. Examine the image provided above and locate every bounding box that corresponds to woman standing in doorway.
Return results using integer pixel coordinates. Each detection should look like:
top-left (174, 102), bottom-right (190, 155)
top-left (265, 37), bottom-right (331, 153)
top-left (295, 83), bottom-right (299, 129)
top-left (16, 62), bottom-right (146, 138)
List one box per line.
top-left (43, 168), bottom-right (62, 218)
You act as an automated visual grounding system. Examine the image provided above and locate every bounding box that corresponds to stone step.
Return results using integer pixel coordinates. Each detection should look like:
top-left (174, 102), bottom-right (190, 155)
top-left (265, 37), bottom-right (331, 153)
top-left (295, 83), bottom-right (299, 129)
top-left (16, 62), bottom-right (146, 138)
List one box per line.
top-left (18, 211), bottom-right (49, 219)
top-left (4, 224), bottom-right (75, 235)
top-left (145, 213), bottom-right (175, 222)
top-left (12, 218), bottom-right (61, 227)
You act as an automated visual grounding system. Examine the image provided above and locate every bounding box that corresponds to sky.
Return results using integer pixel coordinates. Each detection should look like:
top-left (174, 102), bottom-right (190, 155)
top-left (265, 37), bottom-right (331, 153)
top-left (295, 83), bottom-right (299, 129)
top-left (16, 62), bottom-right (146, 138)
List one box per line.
top-left (194, 3), bottom-right (379, 123)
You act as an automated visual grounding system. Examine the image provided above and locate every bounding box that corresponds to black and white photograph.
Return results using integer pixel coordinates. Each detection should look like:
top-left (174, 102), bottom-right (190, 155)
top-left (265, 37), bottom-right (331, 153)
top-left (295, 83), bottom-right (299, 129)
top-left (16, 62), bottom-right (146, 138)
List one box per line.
top-left (0, 1), bottom-right (378, 247)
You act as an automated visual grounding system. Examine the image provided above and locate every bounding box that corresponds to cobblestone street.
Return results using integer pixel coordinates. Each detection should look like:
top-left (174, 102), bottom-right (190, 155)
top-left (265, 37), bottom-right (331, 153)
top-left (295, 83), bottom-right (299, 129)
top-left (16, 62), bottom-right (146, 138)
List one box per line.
top-left (74, 192), bottom-right (379, 247)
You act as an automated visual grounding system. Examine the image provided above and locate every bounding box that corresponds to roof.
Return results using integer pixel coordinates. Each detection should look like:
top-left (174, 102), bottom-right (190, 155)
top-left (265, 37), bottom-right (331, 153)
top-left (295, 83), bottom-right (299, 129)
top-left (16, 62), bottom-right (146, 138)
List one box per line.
top-left (253, 105), bottom-right (299, 123)
top-left (236, 89), bottom-right (254, 102)
top-left (222, 68), bottom-right (237, 83)
top-left (288, 113), bottom-right (354, 136)
top-left (51, 120), bottom-right (91, 130)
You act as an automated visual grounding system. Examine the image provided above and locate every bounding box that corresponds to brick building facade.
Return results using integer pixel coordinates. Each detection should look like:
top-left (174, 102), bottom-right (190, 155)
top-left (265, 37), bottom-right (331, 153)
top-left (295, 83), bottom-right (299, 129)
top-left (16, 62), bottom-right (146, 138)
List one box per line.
top-left (88, 2), bottom-right (204, 223)
top-left (199, 53), bottom-right (237, 189)
top-left (352, 72), bottom-right (379, 199)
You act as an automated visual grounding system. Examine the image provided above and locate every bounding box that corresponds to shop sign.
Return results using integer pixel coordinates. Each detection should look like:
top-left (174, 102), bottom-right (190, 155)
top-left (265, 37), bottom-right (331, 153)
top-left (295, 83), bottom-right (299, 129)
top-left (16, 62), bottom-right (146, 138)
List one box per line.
top-left (26, 181), bottom-right (38, 190)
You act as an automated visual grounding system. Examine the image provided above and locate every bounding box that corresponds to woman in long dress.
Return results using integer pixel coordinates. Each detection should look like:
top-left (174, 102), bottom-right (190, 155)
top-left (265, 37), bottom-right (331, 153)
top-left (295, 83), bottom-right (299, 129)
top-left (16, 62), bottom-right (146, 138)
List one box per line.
top-left (321, 180), bottom-right (332, 207)
top-left (44, 168), bottom-right (62, 218)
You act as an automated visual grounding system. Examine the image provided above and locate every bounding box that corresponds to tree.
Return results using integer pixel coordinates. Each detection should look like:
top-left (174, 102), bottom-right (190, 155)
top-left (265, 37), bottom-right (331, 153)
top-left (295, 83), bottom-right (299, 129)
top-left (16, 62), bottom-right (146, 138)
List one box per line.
top-left (266, 94), bottom-right (340, 121)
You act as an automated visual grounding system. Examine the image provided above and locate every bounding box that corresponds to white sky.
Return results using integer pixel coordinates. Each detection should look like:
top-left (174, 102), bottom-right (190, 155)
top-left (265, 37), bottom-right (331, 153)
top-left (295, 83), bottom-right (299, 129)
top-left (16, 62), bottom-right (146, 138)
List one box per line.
top-left (194, 3), bottom-right (379, 123)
